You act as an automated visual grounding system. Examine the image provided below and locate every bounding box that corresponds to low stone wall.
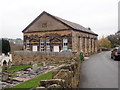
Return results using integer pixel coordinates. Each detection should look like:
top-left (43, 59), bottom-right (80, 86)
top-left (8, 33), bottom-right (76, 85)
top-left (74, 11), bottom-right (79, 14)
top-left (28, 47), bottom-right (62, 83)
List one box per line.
top-left (12, 53), bottom-right (73, 65)
top-left (32, 56), bottom-right (81, 89)
top-left (12, 54), bottom-right (73, 65)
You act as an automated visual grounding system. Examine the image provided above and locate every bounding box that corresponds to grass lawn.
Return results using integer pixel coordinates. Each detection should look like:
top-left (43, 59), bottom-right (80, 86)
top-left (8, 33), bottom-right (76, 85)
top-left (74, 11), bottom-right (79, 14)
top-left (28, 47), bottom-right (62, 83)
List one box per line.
top-left (6, 65), bottom-right (32, 72)
top-left (6, 62), bottom-right (66, 73)
top-left (11, 71), bottom-right (52, 89)
top-left (6, 64), bottom-right (42, 72)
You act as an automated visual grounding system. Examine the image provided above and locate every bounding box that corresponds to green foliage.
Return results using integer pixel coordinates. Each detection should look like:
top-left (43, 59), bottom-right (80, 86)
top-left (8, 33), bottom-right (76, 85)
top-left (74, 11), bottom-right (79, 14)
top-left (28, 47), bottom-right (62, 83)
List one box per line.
top-left (2, 39), bottom-right (11, 54)
top-left (12, 71), bottom-right (52, 89)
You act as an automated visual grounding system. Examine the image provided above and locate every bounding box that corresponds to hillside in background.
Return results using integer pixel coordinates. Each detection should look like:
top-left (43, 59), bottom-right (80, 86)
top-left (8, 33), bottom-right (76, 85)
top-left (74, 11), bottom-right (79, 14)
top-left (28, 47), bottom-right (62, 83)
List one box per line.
top-left (3, 38), bottom-right (23, 53)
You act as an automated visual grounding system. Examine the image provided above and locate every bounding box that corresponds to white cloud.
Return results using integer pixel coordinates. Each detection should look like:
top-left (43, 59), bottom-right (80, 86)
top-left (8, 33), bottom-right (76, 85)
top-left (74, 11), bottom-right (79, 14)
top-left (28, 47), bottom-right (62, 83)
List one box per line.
top-left (0, 0), bottom-right (119, 39)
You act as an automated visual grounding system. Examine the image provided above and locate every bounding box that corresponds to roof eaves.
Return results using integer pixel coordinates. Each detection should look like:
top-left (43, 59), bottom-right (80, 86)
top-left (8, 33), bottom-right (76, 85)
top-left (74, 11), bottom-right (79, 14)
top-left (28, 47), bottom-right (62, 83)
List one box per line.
top-left (73, 29), bottom-right (98, 36)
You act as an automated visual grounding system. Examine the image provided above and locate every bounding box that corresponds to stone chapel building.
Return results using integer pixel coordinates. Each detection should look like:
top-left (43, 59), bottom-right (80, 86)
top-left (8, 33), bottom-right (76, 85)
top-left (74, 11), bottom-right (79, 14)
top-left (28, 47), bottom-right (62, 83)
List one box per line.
top-left (22, 11), bottom-right (98, 55)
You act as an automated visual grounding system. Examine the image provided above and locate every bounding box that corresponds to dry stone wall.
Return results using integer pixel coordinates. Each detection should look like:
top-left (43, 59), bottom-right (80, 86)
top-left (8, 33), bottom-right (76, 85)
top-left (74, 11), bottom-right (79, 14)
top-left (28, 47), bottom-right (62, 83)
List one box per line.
top-left (12, 54), bottom-right (72, 65)
top-left (12, 52), bottom-right (73, 65)
top-left (32, 56), bottom-right (81, 89)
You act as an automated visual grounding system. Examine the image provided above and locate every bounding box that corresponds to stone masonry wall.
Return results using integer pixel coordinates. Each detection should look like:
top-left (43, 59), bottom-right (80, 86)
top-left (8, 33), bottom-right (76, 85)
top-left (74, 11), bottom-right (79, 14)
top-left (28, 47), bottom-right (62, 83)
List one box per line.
top-left (72, 30), bottom-right (98, 56)
top-left (12, 52), bottom-right (73, 65)
top-left (34, 56), bottom-right (81, 89)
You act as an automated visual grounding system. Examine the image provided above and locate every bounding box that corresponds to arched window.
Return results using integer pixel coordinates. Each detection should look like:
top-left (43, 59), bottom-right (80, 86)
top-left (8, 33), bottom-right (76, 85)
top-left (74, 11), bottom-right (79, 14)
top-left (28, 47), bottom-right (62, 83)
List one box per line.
top-left (3, 60), bottom-right (7, 66)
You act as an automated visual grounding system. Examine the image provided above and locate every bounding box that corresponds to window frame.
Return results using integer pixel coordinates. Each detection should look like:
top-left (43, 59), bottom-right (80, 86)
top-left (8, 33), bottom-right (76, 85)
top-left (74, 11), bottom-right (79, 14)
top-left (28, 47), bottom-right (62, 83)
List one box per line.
top-left (26, 40), bottom-right (30, 50)
top-left (63, 39), bottom-right (68, 50)
top-left (46, 39), bottom-right (50, 52)
top-left (40, 39), bottom-right (45, 52)
top-left (42, 22), bottom-right (47, 28)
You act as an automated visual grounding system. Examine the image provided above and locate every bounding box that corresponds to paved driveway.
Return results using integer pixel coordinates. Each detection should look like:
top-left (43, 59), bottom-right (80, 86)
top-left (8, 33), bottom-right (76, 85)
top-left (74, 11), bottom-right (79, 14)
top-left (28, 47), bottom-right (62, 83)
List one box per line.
top-left (79, 51), bottom-right (118, 88)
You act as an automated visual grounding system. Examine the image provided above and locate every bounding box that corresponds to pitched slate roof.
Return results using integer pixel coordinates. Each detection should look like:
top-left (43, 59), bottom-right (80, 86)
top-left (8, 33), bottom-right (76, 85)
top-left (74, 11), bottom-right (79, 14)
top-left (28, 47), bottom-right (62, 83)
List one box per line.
top-left (22, 11), bottom-right (98, 36)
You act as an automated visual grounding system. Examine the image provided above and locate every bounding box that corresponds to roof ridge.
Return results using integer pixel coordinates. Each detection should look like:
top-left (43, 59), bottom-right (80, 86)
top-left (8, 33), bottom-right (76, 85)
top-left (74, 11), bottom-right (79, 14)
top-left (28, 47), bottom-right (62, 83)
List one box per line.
top-left (51, 14), bottom-right (97, 36)
top-left (54, 15), bottom-right (87, 29)
top-left (22, 11), bottom-right (98, 36)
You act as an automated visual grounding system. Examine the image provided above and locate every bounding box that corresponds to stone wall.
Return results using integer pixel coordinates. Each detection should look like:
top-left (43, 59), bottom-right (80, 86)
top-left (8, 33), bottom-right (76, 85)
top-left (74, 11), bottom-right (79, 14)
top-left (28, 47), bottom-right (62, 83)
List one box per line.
top-left (24, 31), bottom-right (72, 52)
top-left (32, 56), bottom-right (81, 89)
top-left (52, 56), bottom-right (80, 88)
top-left (23, 11), bottom-right (98, 56)
top-left (24, 30), bottom-right (97, 56)
top-left (72, 30), bottom-right (98, 56)
top-left (12, 52), bottom-right (73, 65)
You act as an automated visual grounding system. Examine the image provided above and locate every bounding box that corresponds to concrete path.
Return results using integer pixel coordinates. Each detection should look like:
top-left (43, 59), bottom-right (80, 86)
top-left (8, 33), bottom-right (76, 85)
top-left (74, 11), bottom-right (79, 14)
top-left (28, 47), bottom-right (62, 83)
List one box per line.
top-left (79, 51), bottom-right (118, 88)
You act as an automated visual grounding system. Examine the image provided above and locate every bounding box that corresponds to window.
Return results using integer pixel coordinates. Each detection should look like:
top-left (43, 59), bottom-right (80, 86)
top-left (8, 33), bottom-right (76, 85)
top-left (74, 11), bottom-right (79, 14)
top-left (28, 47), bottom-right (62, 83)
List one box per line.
top-left (63, 39), bottom-right (68, 50)
top-left (42, 23), bottom-right (47, 28)
top-left (26, 40), bottom-right (30, 50)
top-left (46, 39), bottom-right (50, 52)
top-left (40, 40), bottom-right (44, 52)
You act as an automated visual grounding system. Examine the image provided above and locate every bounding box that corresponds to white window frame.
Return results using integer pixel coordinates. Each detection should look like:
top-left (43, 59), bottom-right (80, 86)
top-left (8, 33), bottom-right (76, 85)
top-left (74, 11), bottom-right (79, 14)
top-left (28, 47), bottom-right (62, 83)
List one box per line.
top-left (40, 40), bottom-right (44, 52)
top-left (63, 39), bottom-right (68, 50)
top-left (46, 39), bottom-right (50, 52)
top-left (26, 40), bottom-right (30, 50)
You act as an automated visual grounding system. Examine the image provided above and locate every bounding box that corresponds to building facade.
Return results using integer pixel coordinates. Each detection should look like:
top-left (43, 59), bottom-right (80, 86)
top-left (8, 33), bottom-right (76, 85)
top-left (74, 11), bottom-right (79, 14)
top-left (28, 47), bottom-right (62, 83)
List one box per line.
top-left (22, 11), bottom-right (98, 55)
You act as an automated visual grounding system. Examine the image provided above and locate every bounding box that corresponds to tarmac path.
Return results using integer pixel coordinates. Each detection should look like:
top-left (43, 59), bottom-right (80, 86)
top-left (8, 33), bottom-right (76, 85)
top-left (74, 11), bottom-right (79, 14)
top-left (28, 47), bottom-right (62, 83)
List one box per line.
top-left (79, 51), bottom-right (118, 88)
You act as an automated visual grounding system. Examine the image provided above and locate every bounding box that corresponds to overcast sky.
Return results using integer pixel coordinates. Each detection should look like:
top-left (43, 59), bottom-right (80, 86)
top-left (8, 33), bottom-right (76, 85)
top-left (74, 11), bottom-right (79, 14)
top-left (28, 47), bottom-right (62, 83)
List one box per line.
top-left (0, 0), bottom-right (119, 39)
